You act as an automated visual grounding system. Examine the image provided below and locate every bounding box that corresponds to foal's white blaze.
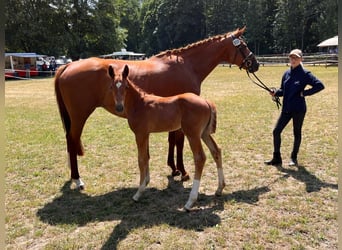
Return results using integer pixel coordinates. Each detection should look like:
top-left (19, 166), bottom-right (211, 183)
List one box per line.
top-left (116, 81), bottom-right (122, 89)
top-left (184, 179), bottom-right (200, 211)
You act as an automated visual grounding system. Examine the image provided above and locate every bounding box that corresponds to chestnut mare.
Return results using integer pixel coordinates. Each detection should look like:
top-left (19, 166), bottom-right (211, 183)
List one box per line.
top-left (108, 64), bottom-right (225, 210)
top-left (55, 27), bottom-right (259, 189)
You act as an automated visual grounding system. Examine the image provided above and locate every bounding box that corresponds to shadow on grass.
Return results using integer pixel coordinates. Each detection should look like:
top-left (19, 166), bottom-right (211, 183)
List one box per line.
top-left (37, 176), bottom-right (270, 249)
top-left (274, 164), bottom-right (338, 192)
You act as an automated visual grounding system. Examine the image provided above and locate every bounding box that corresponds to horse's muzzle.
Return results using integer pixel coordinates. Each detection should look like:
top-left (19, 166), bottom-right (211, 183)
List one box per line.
top-left (241, 53), bottom-right (259, 73)
top-left (248, 60), bottom-right (259, 73)
top-left (115, 104), bottom-right (124, 113)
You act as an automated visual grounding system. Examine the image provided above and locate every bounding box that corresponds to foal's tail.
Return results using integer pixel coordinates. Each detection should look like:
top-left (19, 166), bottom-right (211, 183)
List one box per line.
top-left (204, 100), bottom-right (217, 135)
top-left (54, 64), bottom-right (84, 156)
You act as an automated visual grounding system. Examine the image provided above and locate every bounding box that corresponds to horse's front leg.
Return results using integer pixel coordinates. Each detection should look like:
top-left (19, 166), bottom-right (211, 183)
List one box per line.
top-left (133, 134), bottom-right (150, 201)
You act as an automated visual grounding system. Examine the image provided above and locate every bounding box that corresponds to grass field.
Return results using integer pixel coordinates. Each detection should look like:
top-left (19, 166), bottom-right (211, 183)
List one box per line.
top-left (5, 65), bottom-right (337, 249)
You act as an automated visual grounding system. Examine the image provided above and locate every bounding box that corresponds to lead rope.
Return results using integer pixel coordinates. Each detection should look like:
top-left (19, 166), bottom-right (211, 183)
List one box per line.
top-left (246, 71), bottom-right (281, 109)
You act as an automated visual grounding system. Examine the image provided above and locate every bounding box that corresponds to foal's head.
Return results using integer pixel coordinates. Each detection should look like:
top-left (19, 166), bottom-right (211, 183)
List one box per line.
top-left (108, 64), bottom-right (130, 113)
top-left (228, 27), bottom-right (259, 73)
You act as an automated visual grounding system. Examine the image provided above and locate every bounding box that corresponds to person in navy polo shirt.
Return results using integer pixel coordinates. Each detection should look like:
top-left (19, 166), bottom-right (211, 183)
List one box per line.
top-left (265, 49), bottom-right (325, 167)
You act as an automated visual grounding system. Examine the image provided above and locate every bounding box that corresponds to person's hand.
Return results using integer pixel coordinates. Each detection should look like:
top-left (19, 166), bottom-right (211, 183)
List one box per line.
top-left (269, 87), bottom-right (277, 96)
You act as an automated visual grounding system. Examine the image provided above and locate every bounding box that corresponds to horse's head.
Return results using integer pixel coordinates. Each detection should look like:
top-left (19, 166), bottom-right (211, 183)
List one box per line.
top-left (108, 64), bottom-right (130, 113)
top-left (227, 27), bottom-right (259, 73)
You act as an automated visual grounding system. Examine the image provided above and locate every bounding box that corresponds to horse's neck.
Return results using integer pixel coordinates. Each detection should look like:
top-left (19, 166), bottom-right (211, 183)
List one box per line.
top-left (189, 39), bottom-right (231, 80)
top-left (171, 36), bottom-right (232, 82)
top-left (125, 80), bottom-right (146, 111)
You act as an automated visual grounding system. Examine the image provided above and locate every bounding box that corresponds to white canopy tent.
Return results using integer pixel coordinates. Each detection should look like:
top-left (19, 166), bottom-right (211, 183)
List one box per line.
top-left (317, 35), bottom-right (338, 47)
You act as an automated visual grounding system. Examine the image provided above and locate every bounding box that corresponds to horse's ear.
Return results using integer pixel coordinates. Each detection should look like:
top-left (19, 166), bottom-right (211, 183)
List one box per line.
top-left (239, 26), bottom-right (246, 34)
top-left (108, 65), bottom-right (114, 79)
top-left (123, 65), bottom-right (129, 79)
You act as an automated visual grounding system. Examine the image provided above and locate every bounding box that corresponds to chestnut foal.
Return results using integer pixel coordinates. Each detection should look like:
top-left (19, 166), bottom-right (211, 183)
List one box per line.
top-left (109, 64), bottom-right (225, 210)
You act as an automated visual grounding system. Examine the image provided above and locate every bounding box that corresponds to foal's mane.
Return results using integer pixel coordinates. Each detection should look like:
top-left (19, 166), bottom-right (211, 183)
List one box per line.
top-left (126, 77), bottom-right (152, 96)
top-left (155, 28), bottom-right (243, 58)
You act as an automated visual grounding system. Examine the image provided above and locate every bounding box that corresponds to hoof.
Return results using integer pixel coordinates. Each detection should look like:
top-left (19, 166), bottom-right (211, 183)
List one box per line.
top-left (215, 190), bottom-right (222, 196)
top-left (172, 170), bottom-right (181, 177)
top-left (183, 206), bottom-right (191, 212)
top-left (72, 178), bottom-right (85, 190)
top-left (181, 174), bottom-right (190, 182)
top-left (215, 187), bottom-right (224, 196)
top-left (132, 193), bottom-right (140, 202)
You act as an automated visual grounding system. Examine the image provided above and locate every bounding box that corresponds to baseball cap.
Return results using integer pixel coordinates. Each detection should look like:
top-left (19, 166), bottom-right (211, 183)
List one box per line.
top-left (289, 49), bottom-right (303, 58)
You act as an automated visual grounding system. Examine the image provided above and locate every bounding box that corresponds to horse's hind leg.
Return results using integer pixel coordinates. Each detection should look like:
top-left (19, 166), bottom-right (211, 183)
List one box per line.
top-left (67, 135), bottom-right (85, 189)
top-left (184, 136), bottom-right (206, 211)
top-left (201, 133), bottom-right (225, 196)
top-left (67, 117), bottom-right (89, 190)
top-left (175, 130), bottom-right (189, 181)
top-left (167, 131), bottom-right (178, 176)
top-left (167, 130), bottom-right (189, 181)
top-left (133, 134), bottom-right (150, 201)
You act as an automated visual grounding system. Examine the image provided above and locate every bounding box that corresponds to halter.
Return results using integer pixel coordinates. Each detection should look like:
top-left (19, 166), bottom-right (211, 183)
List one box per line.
top-left (231, 35), bottom-right (281, 109)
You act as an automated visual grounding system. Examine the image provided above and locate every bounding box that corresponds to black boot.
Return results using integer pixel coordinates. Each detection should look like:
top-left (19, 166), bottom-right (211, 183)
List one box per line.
top-left (264, 152), bottom-right (282, 166)
top-left (289, 152), bottom-right (298, 166)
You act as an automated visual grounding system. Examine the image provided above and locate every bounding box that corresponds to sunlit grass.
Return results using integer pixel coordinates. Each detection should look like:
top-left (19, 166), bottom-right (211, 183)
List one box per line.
top-left (5, 65), bottom-right (337, 249)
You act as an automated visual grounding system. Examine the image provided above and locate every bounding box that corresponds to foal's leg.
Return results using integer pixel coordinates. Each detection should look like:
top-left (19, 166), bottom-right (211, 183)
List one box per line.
top-left (133, 134), bottom-right (150, 201)
top-left (201, 133), bottom-right (226, 196)
top-left (184, 136), bottom-right (206, 211)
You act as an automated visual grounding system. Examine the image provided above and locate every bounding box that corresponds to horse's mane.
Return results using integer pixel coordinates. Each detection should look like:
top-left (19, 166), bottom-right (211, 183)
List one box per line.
top-left (155, 28), bottom-right (243, 58)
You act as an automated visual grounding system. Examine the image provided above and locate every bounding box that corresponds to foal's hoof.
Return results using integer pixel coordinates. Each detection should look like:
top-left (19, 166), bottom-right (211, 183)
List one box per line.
top-left (72, 179), bottom-right (85, 190)
top-left (172, 169), bottom-right (181, 177)
top-left (183, 206), bottom-right (191, 212)
top-left (181, 173), bottom-right (190, 182)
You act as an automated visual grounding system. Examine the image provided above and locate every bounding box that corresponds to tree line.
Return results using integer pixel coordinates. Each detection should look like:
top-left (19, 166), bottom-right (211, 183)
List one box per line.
top-left (5, 0), bottom-right (338, 60)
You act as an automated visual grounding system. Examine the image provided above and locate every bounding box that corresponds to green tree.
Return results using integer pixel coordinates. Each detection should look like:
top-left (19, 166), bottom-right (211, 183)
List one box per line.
top-left (140, 0), bottom-right (162, 55)
top-left (5, 0), bottom-right (338, 57)
top-left (115, 0), bottom-right (141, 52)
top-left (90, 0), bottom-right (127, 56)
top-left (155, 0), bottom-right (206, 51)
top-left (5, 0), bottom-right (58, 54)
top-left (140, 0), bottom-right (206, 55)
top-left (5, 0), bottom-right (126, 58)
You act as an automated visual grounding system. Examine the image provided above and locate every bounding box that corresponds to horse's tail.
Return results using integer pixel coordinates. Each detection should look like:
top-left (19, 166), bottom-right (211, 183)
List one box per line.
top-left (54, 64), bottom-right (84, 156)
top-left (55, 64), bottom-right (70, 133)
top-left (204, 100), bottom-right (217, 135)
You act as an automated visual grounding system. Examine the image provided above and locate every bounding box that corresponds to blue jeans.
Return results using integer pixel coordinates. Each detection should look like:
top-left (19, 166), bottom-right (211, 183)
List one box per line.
top-left (273, 111), bottom-right (306, 159)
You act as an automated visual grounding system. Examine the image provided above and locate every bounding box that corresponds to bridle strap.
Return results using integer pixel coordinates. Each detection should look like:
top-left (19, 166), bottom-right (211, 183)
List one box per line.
top-left (246, 71), bottom-right (281, 109)
top-left (230, 35), bottom-right (280, 109)
top-left (230, 34), bottom-right (254, 70)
